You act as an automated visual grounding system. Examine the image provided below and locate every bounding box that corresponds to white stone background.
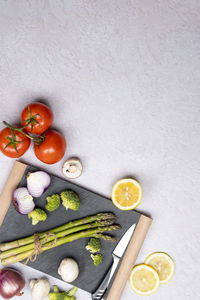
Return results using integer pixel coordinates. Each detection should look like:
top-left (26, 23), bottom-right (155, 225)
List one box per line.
top-left (0, 0), bottom-right (200, 299)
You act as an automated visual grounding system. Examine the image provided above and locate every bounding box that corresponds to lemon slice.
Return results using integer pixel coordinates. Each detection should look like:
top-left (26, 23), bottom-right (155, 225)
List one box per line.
top-left (129, 264), bottom-right (160, 295)
top-left (145, 252), bottom-right (175, 284)
top-left (111, 178), bottom-right (142, 210)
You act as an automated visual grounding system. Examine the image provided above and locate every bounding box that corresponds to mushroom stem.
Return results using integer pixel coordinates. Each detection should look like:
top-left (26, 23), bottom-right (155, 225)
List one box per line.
top-left (62, 157), bottom-right (83, 179)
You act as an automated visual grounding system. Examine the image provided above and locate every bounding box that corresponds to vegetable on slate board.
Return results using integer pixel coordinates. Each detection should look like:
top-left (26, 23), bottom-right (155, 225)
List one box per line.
top-left (0, 213), bottom-right (116, 252)
top-left (62, 157), bottom-right (83, 179)
top-left (91, 253), bottom-right (103, 266)
top-left (1, 102), bottom-right (66, 164)
top-left (0, 213), bottom-right (119, 266)
top-left (48, 286), bottom-right (78, 300)
top-left (0, 268), bottom-right (25, 299)
top-left (86, 237), bottom-right (101, 253)
top-left (21, 102), bottom-right (54, 135)
top-left (28, 208), bottom-right (47, 225)
top-left (0, 127), bottom-right (31, 158)
top-left (58, 258), bottom-right (79, 283)
top-left (13, 187), bottom-right (35, 215)
top-left (30, 278), bottom-right (50, 300)
top-left (61, 190), bottom-right (80, 211)
top-left (34, 130), bottom-right (66, 164)
top-left (27, 171), bottom-right (51, 198)
top-left (45, 194), bottom-right (60, 211)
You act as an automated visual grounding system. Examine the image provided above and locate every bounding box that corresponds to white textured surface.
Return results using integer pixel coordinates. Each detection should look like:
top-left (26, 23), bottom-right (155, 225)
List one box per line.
top-left (0, 1), bottom-right (200, 299)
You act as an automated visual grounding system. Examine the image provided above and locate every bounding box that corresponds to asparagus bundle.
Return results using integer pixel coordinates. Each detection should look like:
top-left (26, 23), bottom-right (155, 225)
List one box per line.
top-left (0, 212), bottom-right (115, 251)
top-left (0, 213), bottom-right (120, 266)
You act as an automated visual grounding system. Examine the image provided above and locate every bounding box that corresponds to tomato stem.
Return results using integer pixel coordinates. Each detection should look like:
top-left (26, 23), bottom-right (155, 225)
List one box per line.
top-left (2, 121), bottom-right (43, 146)
top-left (3, 121), bottom-right (35, 140)
top-left (22, 105), bottom-right (40, 132)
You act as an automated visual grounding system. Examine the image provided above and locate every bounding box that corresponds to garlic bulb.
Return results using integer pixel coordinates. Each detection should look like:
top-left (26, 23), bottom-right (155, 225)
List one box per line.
top-left (30, 278), bottom-right (50, 300)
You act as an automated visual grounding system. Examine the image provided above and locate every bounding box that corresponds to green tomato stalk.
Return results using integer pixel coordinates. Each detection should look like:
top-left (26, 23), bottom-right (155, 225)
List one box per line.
top-left (2, 120), bottom-right (45, 151)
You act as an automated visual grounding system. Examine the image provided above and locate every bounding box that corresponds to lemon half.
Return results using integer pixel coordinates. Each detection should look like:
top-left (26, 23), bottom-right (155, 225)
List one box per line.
top-left (111, 178), bottom-right (142, 210)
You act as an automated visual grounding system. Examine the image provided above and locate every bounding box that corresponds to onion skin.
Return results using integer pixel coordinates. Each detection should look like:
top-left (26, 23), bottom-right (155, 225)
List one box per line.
top-left (12, 188), bottom-right (35, 215)
top-left (27, 171), bottom-right (51, 198)
top-left (0, 268), bottom-right (25, 299)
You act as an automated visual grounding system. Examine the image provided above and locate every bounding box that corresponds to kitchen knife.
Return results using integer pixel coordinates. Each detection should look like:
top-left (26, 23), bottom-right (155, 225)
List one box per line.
top-left (92, 223), bottom-right (136, 300)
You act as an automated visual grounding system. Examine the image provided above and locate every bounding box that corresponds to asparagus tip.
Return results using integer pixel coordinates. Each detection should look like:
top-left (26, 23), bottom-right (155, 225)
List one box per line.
top-left (99, 219), bottom-right (115, 226)
top-left (97, 212), bottom-right (116, 220)
top-left (106, 224), bottom-right (121, 231)
top-left (97, 224), bottom-right (121, 233)
top-left (95, 234), bottom-right (116, 242)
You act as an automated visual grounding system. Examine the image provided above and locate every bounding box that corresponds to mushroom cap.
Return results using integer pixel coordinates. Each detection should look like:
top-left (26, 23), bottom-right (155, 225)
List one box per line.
top-left (58, 258), bottom-right (79, 282)
top-left (62, 158), bottom-right (83, 179)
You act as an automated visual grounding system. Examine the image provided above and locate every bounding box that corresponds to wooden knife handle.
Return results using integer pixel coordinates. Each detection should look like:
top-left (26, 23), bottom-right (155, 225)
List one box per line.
top-left (0, 161), bottom-right (27, 226)
top-left (107, 214), bottom-right (152, 300)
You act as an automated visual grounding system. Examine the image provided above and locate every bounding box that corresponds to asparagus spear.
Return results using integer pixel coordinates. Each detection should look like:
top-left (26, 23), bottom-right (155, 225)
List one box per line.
top-left (0, 212), bottom-right (115, 251)
top-left (1, 225), bottom-right (120, 266)
top-left (0, 219), bottom-right (115, 259)
top-left (94, 234), bottom-right (116, 242)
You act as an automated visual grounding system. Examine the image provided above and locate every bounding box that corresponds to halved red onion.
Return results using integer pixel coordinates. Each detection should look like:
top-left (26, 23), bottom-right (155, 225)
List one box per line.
top-left (0, 268), bottom-right (25, 299)
top-left (27, 171), bottom-right (51, 198)
top-left (13, 187), bottom-right (35, 215)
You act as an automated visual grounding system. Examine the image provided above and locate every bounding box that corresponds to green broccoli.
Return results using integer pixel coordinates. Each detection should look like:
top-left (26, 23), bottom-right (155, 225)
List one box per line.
top-left (60, 190), bottom-right (80, 211)
top-left (45, 194), bottom-right (60, 211)
top-left (28, 208), bottom-right (47, 225)
top-left (86, 238), bottom-right (101, 253)
top-left (91, 253), bottom-right (103, 266)
top-left (48, 285), bottom-right (78, 300)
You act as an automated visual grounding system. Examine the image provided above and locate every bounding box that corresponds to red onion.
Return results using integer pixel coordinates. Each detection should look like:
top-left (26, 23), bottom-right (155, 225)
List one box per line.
top-left (13, 187), bottom-right (35, 215)
top-left (0, 268), bottom-right (25, 299)
top-left (27, 171), bottom-right (51, 198)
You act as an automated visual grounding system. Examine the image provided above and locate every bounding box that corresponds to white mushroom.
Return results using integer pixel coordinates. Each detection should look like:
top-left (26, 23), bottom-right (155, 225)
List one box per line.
top-left (58, 258), bottom-right (79, 282)
top-left (29, 278), bottom-right (50, 300)
top-left (62, 158), bottom-right (83, 179)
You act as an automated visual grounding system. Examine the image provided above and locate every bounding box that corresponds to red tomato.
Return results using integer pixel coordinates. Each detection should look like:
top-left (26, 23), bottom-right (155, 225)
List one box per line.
top-left (34, 130), bottom-right (66, 164)
top-left (0, 127), bottom-right (31, 158)
top-left (21, 102), bottom-right (53, 135)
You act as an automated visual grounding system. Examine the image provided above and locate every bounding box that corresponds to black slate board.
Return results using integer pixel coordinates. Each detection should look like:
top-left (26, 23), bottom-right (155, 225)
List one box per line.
top-left (0, 165), bottom-right (141, 293)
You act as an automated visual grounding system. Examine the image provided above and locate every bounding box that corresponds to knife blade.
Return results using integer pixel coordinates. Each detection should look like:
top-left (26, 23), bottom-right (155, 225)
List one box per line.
top-left (92, 223), bottom-right (136, 300)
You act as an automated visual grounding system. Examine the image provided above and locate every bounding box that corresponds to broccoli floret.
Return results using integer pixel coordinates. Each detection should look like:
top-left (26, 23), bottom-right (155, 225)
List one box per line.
top-left (67, 287), bottom-right (78, 298)
top-left (48, 285), bottom-right (78, 300)
top-left (45, 194), bottom-right (60, 211)
top-left (60, 190), bottom-right (80, 211)
top-left (28, 208), bottom-right (47, 225)
top-left (86, 238), bottom-right (101, 253)
top-left (91, 253), bottom-right (103, 266)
